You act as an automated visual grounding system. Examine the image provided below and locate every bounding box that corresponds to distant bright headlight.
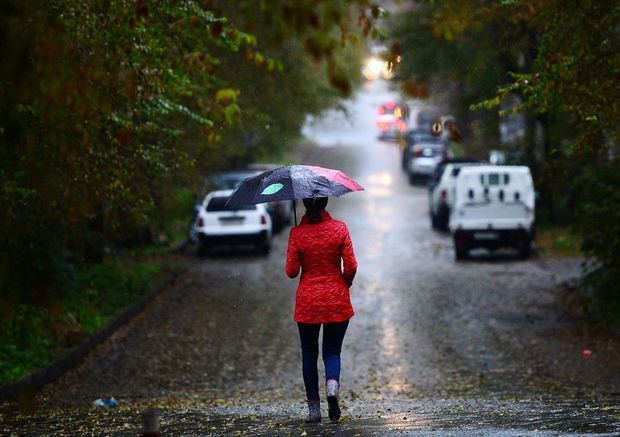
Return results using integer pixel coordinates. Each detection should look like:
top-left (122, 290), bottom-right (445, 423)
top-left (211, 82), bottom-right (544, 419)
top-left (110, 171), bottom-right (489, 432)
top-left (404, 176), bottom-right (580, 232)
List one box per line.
top-left (363, 56), bottom-right (386, 80)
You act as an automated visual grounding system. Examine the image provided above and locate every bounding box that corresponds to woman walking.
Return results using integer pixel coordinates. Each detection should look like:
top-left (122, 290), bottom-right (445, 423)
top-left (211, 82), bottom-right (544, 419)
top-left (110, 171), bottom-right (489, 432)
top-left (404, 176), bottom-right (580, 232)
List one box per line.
top-left (286, 197), bottom-right (358, 423)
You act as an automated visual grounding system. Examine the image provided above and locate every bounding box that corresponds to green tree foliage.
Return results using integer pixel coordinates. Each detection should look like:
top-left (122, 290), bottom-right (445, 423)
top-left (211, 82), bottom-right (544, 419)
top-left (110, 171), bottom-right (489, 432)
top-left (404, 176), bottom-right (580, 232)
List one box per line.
top-left (573, 162), bottom-right (620, 324)
top-left (1, 0), bottom-right (249, 305)
top-left (0, 1), bottom-right (377, 315)
top-left (390, 0), bottom-right (620, 323)
top-left (204, 0), bottom-right (370, 166)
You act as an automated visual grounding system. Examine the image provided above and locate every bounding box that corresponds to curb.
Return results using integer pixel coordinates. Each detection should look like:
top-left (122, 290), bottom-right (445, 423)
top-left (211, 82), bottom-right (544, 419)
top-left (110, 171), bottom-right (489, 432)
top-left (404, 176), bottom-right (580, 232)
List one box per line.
top-left (0, 268), bottom-right (183, 401)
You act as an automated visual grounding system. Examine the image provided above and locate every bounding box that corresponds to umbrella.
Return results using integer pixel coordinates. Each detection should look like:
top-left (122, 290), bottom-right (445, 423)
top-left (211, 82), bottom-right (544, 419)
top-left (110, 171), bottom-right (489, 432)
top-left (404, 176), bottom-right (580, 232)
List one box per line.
top-left (226, 165), bottom-right (364, 223)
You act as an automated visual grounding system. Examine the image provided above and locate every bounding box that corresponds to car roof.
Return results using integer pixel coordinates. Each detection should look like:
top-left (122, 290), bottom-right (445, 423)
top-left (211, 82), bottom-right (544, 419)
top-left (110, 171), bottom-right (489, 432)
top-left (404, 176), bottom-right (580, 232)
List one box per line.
top-left (444, 162), bottom-right (481, 169)
top-left (202, 189), bottom-right (265, 210)
top-left (416, 141), bottom-right (445, 148)
top-left (406, 131), bottom-right (436, 140)
top-left (205, 189), bottom-right (235, 198)
top-left (459, 165), bottom-right (531, 175)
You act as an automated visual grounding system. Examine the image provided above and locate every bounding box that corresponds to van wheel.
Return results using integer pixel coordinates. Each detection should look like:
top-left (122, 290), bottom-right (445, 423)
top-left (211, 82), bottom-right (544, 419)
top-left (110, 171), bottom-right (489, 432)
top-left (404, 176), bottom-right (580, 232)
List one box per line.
top-left (439, 218), bottom-right (449, 231)
top-left (455, 248), bottom-right (469, 261)
top-left (198, 244), bottom-right (210, 257)
top-left (258, 238), bottom-right (271, 256)
top-left (454, 235), bottom-right (469, 261)
top-left (518, 244), bottom-right (531, 259)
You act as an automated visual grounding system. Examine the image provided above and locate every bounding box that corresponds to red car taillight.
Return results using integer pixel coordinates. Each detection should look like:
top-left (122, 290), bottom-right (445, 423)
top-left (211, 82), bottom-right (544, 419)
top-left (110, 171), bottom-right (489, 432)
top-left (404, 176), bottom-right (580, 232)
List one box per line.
top-left (440, 189), bottom-right (447, 200)
top-left (197, 217), bottom-right (204, 227)
top-left (414, 147), bottom-right (423, 157)
top-left (260, 215), bottom-right (267, 225)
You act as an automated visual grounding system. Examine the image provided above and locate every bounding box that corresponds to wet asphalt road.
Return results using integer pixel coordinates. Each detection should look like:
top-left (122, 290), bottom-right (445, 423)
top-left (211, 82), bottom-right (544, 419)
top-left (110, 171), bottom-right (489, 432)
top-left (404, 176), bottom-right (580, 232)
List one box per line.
top-left (2, 80), bottom-right (620, 435)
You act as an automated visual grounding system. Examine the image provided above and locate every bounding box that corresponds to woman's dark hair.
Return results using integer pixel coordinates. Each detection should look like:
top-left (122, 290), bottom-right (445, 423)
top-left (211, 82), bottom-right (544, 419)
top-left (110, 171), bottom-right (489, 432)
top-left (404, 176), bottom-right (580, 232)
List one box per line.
top-left (302, 197), bottom-right (328, 223)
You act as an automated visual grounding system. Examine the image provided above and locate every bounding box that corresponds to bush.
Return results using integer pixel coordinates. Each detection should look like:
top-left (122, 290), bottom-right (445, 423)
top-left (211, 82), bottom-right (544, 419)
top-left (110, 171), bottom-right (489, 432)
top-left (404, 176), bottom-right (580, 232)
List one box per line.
top-left (0, 258), bottom-right (161, 385)
top-left (573, 161), bottom-right (620, 326)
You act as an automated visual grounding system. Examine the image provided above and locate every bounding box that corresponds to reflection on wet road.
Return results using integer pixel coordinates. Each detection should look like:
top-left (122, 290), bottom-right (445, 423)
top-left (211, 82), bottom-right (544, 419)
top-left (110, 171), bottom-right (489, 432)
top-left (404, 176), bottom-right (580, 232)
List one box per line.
top-left (3, 81), bottom-right (620, 435)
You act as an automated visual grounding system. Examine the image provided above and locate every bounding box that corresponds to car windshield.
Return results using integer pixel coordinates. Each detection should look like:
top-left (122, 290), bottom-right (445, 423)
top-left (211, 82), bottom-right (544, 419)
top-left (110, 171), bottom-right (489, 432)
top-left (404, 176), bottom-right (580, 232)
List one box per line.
top-left (417, 112), bottom-right (439, 127)
top-left (408, 133), bottom-right (436, 144)
top-left (206, 197), bottom-right (256, 212)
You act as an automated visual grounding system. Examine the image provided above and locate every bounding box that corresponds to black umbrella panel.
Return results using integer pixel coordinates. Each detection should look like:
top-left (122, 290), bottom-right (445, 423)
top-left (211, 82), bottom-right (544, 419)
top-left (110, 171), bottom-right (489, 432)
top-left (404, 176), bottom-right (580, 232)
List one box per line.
top-left (226, 165), bottom-right (363, 207)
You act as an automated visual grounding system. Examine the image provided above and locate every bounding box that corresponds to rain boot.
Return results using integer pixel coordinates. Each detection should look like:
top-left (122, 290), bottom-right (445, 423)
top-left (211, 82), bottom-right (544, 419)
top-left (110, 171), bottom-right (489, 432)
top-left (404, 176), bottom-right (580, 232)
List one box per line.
top-left (326, 378), bottom-right (341, 422)
top-left (305, 400), bottom-right (321, 423)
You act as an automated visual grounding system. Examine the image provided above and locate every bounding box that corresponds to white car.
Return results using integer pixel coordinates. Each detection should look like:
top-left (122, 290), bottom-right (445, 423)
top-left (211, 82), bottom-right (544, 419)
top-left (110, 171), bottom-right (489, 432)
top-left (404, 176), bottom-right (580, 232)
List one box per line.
top-left (194, 189), bottom-right (272, 255)
top-left (449, 166), bottom-right (535, 260)
top-left (428, 161), bottom-right (481, 230)
top-left (208, 168), bottom-right (293, 233)
top-left (407, 142), bottom-right (450, 184)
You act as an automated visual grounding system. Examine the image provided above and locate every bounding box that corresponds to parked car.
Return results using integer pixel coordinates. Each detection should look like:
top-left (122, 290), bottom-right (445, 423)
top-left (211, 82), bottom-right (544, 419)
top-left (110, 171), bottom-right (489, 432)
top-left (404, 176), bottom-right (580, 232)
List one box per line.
top-left (207, 167), bottom-right (293, 233)
top-left (407, 142), bottom-right (451, 184)
top-left (402, 128), bottom-right (440, 169)
top-left (415, 109), bottom-right (441, 129)
top-left (193, 189), bottom-right (272, 255)
top-left (428, 159), bottom-right (481, 230)
top-left (449, 165), bottom-right (535, 260)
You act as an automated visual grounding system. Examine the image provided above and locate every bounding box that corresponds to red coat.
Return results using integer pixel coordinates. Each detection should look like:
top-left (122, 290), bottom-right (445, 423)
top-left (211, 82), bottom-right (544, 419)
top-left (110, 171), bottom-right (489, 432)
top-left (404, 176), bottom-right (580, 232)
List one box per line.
top-left (286, 211), bottom-right (357, 324)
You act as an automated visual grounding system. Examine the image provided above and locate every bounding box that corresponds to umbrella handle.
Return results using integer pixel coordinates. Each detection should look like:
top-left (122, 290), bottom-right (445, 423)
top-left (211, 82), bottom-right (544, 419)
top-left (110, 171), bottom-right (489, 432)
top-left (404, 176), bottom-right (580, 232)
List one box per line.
top-left (293, 200), bottom-right (297, 226)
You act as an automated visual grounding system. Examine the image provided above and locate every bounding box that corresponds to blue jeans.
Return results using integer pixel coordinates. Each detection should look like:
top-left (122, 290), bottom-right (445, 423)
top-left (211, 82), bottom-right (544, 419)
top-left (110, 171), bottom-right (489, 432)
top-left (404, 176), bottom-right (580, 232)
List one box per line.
top-left (297, 320), bottom-right (349, 401)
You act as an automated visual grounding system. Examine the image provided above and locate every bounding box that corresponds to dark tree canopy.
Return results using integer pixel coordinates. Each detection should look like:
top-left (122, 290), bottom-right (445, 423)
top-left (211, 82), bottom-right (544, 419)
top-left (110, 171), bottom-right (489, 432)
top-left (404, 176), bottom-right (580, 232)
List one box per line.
top-left (0, 0), bottom-right (379, 305)
top-left (390, 0), bottom-right (620, 321)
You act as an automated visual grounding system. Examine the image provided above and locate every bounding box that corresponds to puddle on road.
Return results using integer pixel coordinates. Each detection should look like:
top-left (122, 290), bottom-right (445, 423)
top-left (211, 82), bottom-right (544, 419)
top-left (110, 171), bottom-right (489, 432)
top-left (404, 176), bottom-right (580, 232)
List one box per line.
top-left (365, 172), bottom-right (394, 198)
top-left (3, 398), bottom-right (619, 435)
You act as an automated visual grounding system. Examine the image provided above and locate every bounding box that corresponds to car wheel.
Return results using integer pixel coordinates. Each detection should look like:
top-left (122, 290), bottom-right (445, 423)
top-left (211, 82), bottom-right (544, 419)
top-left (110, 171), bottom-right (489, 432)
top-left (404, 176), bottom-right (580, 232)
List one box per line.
top-left (517, 241), bottom-right (531, 259)
top-left (430, 213), bottom-right (438, 229)
top-left (437, 206), bottom-right (450, 231)
top-left (257, 238), bottom-right (271, 256)
top-left (197, 243), bottom-right (210, 257)
top-left (455, 248), bottom-right (469, 261)
top-left (453, 235), bottom-right (469, 261)
top-left (408, 173), bottom-right (417, 185)
top-left (438, 216), bottom-right (449, 231)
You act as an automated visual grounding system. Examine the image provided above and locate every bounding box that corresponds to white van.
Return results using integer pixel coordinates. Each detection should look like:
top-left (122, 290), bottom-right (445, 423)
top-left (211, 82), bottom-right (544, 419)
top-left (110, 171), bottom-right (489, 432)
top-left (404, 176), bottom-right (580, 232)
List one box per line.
top-left (428, 161), bottom-right (480, 230)
top-left (449, 165), bottom-right (535, 260)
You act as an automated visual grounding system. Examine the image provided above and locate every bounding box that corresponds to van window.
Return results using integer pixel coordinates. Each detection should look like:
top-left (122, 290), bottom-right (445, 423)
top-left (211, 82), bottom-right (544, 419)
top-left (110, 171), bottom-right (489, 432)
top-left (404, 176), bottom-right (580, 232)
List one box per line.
top-left (480, 173), bottom-right (510, 186)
